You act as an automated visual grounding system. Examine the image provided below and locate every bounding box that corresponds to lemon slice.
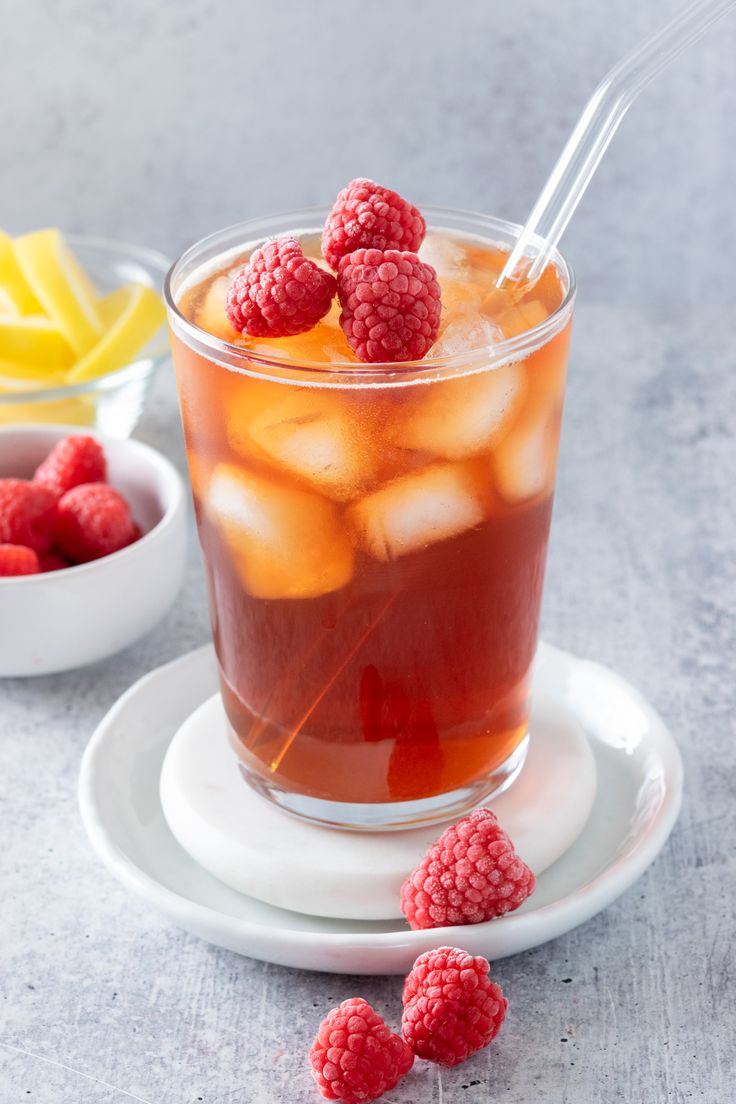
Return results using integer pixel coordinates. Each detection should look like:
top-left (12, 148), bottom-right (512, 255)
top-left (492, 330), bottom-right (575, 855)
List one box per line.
top-left (68, 282), bottom-right (166, 383)
top-left (0, 393), bottom-right (96, 427)
top-left (0, 230), bottom-right (41, 314)
top-left (0, 288), bottom-right (20, 317)
top-left (0, 358), bottom-right (69, 392)
top-left (0, 315), bottom-right (75, 372)
top-left (13, 229), bottom-right (104, 356)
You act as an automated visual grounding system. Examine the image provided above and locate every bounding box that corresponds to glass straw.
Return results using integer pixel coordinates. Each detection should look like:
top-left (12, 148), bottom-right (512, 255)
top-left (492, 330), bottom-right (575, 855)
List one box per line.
top-left (497, 0), bottom-right (736, 289)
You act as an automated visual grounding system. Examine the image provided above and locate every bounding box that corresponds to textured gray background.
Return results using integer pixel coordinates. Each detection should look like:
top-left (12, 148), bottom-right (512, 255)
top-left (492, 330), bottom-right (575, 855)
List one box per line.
top-left (2, 0), bottom-right (736, 307)
top-left (1, 1), bottom-right (736, 1102)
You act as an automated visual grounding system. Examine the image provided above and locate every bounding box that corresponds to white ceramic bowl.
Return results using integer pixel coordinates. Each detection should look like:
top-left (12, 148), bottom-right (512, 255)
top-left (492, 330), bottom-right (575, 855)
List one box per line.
top-left (0, 424), bottom-right (187, 677)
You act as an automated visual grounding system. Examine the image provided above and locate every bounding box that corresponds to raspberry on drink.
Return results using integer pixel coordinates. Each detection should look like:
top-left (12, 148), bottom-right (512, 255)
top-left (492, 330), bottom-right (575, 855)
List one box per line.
top-left (0, 543), bottom-right (41, 576)
top-left (402, 947), bottom-right (508, 1066)
top-left (322, 178), bottom-right (426, 271)
top-left (309, 997), bottom-right (414, 1103)
top-left (400, 807), bottom-right (536, 929)
top-left (0, 479), bottom-right (57, 554)
top-left (337, 248), bottom-right (441, 363)
top-left (34, 434), bottom-right (106, 499)
top-left (53, 483), bottom-right (135, 563)
top-left (226, 236), bottom-right (337, 338)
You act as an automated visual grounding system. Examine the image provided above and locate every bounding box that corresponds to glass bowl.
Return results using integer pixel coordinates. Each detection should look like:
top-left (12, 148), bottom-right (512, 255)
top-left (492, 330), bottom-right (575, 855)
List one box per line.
top-left (0, 236), bottom-right (171, 437)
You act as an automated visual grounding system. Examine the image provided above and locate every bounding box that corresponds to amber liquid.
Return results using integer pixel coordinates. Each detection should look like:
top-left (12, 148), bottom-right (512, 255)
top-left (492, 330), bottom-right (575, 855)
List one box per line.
top-left (174, 229), bottom-right (571, 807)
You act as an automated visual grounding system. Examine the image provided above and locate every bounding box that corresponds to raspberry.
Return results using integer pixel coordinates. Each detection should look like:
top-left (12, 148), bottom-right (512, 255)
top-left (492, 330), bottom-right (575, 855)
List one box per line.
top-left (0, 543), bottom-right (41, 576)
top-left (226, 236), bottom-right (337, 338)
top-left (337, 249), bottom-right (441, 363)
top-left (309, 997), bottom-right (413, 1104)
top-left (400, 808), bottom-right (535, 929)
top-left (53, 483), bottom-right (135, 563)
top-left (0, 479), bottom-right (57, 553)
top-left (38, 550), bottom-right (70, 573)
top-left (34, 435), bottom-right (106, 498)
top-left (322, 179), bottom-right (426, 271)
top-left (402, 947), bottom-right (508, 1067)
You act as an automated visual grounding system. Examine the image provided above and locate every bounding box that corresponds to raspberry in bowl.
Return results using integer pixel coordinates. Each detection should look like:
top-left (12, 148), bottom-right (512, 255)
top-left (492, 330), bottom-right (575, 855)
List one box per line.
top-left (165, 182), bottom-right (575, 829)
top-left (0, 425), bottom-right (187, 676)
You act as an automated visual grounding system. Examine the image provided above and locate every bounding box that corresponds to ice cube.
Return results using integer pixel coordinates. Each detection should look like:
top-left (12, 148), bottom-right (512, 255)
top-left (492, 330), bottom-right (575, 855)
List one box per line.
top-left (196, 275), bottom-right (234, 340)
top-left (495, 298), bottom-right (548, 340)
top-left (402, 361), bottom-right (525, 460)
top-left (431, 316), bottom-right (504, 359)
top-left (492, 411), bottom-right (560, 503)
top-left (349, 461), bottom-right (485, 562)
top-left (419, 233), bottom-right (469, 281)
top-left (207, 463), bottom-right (354, 599)
top-left (241, 304), bottom-right (352, 366)
top-left (245, 389), bottom-right (377, 501)
top-left (227, 378), bottom-right (287, 463)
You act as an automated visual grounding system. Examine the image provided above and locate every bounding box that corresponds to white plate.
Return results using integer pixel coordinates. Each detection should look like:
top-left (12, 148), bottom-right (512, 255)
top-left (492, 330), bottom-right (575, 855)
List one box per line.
top-left (79, 643), bottom-right (683, 975)
top-left (159, 690), bottom-right (597, 920)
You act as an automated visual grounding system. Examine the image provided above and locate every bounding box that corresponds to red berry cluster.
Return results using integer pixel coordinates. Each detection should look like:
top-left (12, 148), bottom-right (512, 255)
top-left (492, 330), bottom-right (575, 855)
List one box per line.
top-left (0, 435), bottom-right (141, 577)
top-left (225, 179), bottom-right (441, 363)
top-left (310, 808), bottom-right (536, 1102)
top-left (310, 949), bottom-right (507, 1102)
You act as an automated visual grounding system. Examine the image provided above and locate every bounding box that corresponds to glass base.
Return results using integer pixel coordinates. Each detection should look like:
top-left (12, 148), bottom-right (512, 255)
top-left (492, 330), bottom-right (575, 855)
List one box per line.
top-left (239, 733), bottom-right (530, 832)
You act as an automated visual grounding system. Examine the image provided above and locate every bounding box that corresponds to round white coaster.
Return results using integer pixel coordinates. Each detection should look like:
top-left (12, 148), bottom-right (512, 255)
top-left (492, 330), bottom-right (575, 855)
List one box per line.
top-left (160, 691), bottom-right (597, 921)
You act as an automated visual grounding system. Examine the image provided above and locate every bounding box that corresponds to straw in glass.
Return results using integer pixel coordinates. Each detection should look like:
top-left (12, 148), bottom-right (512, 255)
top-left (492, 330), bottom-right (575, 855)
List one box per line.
top-left (497, 0), bottom-right (736, 290)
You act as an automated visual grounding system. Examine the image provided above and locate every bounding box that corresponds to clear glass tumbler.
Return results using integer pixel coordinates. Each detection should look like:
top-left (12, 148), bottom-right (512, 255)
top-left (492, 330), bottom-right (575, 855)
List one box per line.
top-left (165, 207), bottom-right (575, 830)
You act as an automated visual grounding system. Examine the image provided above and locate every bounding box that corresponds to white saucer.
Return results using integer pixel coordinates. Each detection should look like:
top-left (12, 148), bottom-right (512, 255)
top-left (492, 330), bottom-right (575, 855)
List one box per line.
top-left (78, 643), bottom-right (683, 975)
top-left (159, 692), bottom-right (597, 920)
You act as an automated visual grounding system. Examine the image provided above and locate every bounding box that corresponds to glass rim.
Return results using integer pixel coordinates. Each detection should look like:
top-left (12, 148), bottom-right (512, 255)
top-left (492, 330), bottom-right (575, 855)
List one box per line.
top-left (164, 206), bottom-right (576, 385)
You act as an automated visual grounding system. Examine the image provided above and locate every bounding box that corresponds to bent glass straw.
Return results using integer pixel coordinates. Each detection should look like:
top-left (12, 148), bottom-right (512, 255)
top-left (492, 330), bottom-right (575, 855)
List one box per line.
top-left (497, 0), bottom-right (736, 288)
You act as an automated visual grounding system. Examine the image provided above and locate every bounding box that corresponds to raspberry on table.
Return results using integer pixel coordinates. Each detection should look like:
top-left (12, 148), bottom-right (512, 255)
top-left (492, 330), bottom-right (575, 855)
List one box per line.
top-left (400, 807), bottom-right (536, 930)
top-left (309, 997), bottom-right (414, 1104)
top-left (0, 479), bottom-right (57, 553)
top-left (322, 179), bottom-right (426, 271)
top-left (402, 946), bottom-right (508, 1067)
top-left (34, 435), bottom-right (107, 499)
top-left (337, 248), bottom-right (441, 363)
top-left (53, 483), bottom-right (135, 563)
top-left (0, 543), bottom-right (41, 576)
top-left (226, 236), bottom-right (337, 338)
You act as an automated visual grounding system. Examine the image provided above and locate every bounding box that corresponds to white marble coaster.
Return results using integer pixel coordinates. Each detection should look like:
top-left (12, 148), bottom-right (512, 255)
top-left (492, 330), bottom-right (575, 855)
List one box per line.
top-left (160, 691), bottom-right (597, 921)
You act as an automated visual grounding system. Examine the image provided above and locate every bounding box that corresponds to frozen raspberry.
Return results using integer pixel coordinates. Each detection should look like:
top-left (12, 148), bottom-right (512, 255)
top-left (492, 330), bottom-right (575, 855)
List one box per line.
top-left (400, 808), bottom-right (535, 930)
top-left (309, 997), bottom-right (413, 1104)
top-left (226, 236), bottom-right (337, 338)
top-left (402, 947), bottom-right (508, 1067)
top-left (337, 249), bottom-right (441, 363)
top-left (34, 435), bottom-right (106, 498)
top-left (0, 543), bottom-right (41, 576)
top-left (322, 179), bottom-right (426, 271)
top-left (0, 479), bottom-right (57, 553)
top-left (38, 550), bottom-right (70, 573)
top-left (53, 483), bottom-right (135, 563)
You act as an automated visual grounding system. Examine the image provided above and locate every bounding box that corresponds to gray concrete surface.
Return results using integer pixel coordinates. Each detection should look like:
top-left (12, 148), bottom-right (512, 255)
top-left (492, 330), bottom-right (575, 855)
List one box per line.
top-left (2, 0), bottom-right (736, 308)
top-left (1, 302), bottom-right (735, 1102)
top-left (1, 1), bottom-right (736, 1100)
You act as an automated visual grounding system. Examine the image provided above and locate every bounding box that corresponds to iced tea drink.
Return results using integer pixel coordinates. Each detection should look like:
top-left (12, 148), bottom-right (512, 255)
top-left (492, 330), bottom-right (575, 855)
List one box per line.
top-left (166, 208), bottom-right (574, 829)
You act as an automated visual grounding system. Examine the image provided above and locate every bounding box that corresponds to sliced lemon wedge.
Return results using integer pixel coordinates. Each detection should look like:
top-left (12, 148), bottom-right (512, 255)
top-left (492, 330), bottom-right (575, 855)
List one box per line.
top-left (0, 315), bottom-right (75, 372)
top-left (13, 229), bottom-right (104, 357)
top-left (68, 283), bottom-right (166, 383)
top-left (0, 392), bottom-right (96, 426)
top-left (0, 288), bottom-right (20, 317)
top-left (0, 230), bottom-right (41, 314)
top-left (0, 358), bottom-right (69, 392)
